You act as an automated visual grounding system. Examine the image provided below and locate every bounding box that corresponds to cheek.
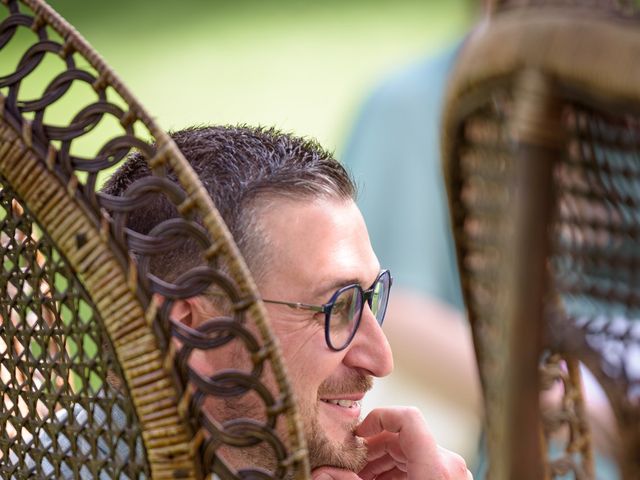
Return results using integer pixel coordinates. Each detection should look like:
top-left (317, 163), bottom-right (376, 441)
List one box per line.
top-left (278, 334), bottom-right (344, 404)
top-left (271, 314), bottom-right (325, 364)
top-left (267, 312), bottom-right (343, 397)
top-left (280, 332), bottom-right (324, 389)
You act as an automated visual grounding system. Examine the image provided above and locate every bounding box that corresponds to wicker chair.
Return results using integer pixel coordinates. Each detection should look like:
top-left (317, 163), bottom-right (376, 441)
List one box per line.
top-left (442, 1), bottom-right (640, 479)
top-left (0, 0), bottom-right (309, 478)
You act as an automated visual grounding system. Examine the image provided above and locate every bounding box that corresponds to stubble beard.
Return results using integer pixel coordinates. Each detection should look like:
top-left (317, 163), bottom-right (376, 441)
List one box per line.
top-left (304, 406), bottom-right (368, 472)
top-left (304, 373), bottom-right (373, 472)
top-left (213, 373), bottom-right (373, 475)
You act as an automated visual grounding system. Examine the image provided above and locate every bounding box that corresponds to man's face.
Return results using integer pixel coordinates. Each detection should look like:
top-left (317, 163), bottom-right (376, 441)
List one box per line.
top-left (255, 197), bottom-right (394, 470)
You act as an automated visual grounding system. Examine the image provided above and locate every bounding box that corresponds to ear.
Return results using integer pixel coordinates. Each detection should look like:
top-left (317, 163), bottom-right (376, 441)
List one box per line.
top-left (170, 298), bottom-right (194, 327)
top-left (169, 296), bottom-right (217, 329)
top-left (164, 295), bottom-right (220, 377)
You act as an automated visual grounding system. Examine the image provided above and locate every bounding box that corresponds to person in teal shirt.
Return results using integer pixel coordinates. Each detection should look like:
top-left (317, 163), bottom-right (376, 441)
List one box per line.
top-left (342, 46), bottom-right (463, 310)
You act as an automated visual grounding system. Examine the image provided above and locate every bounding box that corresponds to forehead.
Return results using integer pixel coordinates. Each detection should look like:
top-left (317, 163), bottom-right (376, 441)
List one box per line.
top-left (255, 197), bottom-right (380, 298)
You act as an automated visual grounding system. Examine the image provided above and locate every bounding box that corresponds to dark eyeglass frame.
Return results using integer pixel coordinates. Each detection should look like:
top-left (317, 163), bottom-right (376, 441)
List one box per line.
top-left (262, 269), bottom-right (392, 351)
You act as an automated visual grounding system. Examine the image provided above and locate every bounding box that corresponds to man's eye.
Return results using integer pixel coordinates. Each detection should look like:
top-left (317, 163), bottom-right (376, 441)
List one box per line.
top-left (333, 300), bottom-right (349, 315)
top-left (333, 299), bottom-right (356, 325)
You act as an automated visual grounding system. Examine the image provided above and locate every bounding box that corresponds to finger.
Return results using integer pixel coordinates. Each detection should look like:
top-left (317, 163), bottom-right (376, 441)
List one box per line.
top-left (375, 467), bottom-right (406, 480)
top-left (364, 432), bottom-right (407, 463)
top-left (359, 453), bottom-right (406, 480)
top-left (311, 466), bottom-right (363, 480)
top-left (356, 407), bottom-right (431, 443)
top-left (357, 408), bottom-right (472, 479)
top-left (356, 408), bottom-right (436, 463)
top-left (437, 445), bottom-right (472, 480)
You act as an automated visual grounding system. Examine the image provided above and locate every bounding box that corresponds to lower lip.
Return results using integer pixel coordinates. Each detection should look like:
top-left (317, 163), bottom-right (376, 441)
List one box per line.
top-left (319, 400), bottom-right (362, 419)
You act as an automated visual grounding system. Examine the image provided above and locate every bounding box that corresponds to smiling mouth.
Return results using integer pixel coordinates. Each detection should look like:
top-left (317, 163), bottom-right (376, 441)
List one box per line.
top-left (320, 399), bottom-right (361, 408)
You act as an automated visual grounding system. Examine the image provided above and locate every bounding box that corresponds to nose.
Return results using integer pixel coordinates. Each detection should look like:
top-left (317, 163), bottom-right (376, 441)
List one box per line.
top-left (342, 304), bottom-right (394, 377)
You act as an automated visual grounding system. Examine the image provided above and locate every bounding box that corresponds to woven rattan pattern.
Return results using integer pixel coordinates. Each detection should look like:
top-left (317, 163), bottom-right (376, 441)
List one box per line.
top-left (453, 84), bottom-right (600, 478)
top-left (539, 354), bottom-right (593, 479)
top-left (493, 0), bottom-right (640, 17)
top-left (548, 102), bottom-right (640, 472)
top-left (0, 181), bottom-right (147, 478)
top-left (443, 0), bottom-right (640, 476)
top-left (0, 0), bottom-right (308, 478)
top-left (453, 88), bottom-right (557, 479)
top-left (448, 83), bottom-right (640, 479)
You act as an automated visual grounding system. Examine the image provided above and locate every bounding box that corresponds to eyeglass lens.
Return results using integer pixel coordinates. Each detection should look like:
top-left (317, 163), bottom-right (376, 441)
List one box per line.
top-left (328, 271), bottom-right (391, 350)
top-left (371, 271), bottom-right (390, 323)
top-left (329, 287), bottom-right (363, 349)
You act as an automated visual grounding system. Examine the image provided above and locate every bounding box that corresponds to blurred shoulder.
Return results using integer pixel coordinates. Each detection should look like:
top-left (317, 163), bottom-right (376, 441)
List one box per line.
top-left (365, 42), bottom-right (462, 111)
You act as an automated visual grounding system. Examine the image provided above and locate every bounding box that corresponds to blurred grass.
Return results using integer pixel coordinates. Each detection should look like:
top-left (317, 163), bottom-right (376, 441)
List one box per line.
top-left (43, 0), bottom-right (472, 152)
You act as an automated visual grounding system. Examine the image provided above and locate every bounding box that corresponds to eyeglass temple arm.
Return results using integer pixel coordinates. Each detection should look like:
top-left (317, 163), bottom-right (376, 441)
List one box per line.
top-left (262, 299), bottom-right (326, 313)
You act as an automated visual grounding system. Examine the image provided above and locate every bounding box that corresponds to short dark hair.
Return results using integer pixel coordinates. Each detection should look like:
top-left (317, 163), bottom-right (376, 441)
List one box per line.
top-left (101, 125), bottom-right (356, 280)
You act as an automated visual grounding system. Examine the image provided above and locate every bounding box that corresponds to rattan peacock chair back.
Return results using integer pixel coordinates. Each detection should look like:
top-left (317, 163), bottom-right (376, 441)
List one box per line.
top-left (443, 1), bottom-right (640, 479)
top-left (0, 0), bottom-right (309, 478)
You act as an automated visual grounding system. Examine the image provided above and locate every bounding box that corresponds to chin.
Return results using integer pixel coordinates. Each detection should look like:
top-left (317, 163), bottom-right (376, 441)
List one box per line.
top-left (307, 409), bottom-right (367, 471)
top-left (320, 417), bottom-right (359, 445)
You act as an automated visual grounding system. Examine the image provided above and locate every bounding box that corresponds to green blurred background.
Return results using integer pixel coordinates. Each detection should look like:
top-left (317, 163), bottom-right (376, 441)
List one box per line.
top-left (42, 0), bottom-right (472, 153)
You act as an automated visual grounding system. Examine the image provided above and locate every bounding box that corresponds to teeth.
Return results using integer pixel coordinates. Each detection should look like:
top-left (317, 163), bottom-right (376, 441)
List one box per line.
top-left (322, 399), bottom-right (359, 408)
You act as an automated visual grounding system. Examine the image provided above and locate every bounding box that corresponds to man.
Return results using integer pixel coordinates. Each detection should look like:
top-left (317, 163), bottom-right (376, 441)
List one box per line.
top-left (103, 125), bottom-right (472, 479)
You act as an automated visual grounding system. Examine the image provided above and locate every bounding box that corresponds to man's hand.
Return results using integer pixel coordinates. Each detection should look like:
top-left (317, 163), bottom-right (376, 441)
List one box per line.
top-left (312, 407), bottom-right (472, 479)
top-left (312, 466), bottom-right (363, 479)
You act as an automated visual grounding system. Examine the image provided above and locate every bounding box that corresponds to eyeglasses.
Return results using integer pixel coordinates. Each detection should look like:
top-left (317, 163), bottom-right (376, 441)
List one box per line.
top-left (262, 270), bottom-right (392, 351)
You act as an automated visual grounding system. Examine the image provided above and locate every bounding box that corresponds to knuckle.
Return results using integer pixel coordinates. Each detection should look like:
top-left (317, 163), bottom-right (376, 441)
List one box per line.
top-left (449, 453), bottom-right (470, 479)
top-left (429, 464), bottom-right (449, 480)
top-left (453, 452), bottom-right (468, 469)
top-left (436, 447), bottom-right (469, 480)
top-left (401, 405), bottom-right (423, 419)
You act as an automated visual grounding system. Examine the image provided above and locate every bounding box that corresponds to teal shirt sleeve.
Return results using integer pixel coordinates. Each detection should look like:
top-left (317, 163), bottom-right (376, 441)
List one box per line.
top-left (341, 46), bottom-right (464, 310)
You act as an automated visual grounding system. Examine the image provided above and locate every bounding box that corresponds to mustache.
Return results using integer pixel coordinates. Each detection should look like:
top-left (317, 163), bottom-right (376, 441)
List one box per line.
top-left (317, 373), bottom-right (373, 397)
